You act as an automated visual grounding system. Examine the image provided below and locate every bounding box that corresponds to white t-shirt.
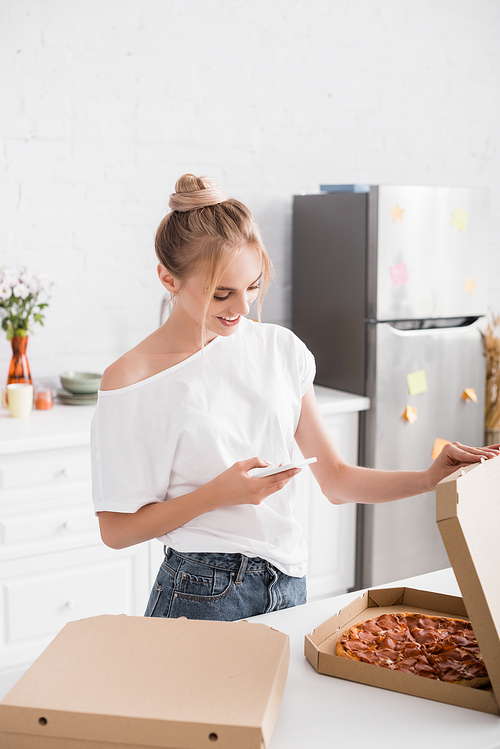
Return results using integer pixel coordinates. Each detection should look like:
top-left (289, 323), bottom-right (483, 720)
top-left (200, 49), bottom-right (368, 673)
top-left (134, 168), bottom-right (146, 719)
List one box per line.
top-left (91, 318), bottom-right (316, 576)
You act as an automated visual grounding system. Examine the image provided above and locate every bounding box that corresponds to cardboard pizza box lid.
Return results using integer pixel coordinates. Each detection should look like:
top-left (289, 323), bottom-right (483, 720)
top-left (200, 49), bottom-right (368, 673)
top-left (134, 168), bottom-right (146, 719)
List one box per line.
top-left (436, 454), bottom-right (500, 704)
top-left (0, 615), bottom-right (290, 749)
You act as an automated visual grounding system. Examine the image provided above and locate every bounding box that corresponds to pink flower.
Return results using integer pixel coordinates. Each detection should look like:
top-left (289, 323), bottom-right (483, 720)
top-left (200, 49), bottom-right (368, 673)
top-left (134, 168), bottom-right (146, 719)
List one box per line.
top-left (1, 266), bottom-right (54, 339)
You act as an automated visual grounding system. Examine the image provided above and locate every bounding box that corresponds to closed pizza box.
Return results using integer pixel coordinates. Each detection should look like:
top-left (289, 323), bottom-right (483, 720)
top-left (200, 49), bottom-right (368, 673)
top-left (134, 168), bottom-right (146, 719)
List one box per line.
top-left (305, 454), bottom-right (500, 714)
top-left (0, 615), bottom-right (290, 749)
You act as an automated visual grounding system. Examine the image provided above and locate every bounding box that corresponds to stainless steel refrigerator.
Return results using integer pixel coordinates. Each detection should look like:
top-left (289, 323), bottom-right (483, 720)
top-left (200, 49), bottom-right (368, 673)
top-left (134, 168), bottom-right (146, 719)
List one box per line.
top-left (292, 185), bottom-right (489, 588)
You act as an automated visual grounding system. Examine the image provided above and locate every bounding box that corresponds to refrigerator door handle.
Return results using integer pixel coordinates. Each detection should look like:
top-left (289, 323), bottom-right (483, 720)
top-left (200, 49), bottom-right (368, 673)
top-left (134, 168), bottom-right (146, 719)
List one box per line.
top-left (381, 316), bottom-right (483, 338)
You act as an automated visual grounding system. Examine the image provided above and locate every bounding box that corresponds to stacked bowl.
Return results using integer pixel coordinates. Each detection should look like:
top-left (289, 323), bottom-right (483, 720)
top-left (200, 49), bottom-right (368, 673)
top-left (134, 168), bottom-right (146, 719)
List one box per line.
top-left (58, 372), bottom-right (102, 405)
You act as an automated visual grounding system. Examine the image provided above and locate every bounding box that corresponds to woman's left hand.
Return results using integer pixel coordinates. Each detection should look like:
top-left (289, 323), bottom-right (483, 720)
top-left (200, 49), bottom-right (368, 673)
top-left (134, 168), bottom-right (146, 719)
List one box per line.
top-left (425, 441), bottom-right (500, 490)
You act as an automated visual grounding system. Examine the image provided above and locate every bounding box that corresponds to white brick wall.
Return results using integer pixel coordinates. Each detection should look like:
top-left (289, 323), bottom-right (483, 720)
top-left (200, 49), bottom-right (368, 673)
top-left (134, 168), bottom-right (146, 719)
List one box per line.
top-left (1, 0), bottom-right (499, 386)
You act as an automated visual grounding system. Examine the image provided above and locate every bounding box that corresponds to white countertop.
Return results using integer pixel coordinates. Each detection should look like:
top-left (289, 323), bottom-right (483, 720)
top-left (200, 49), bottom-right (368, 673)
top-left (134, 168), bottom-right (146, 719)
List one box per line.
top-left (250, 568), bottom-right (500, 749)
top-left (0, 386), bottom-right (369, 455)
top-left (1, 569), bottom-right (498, 747)
top-left (313, 384), bottom-right (370, 414)
top-left (0, 402), bottom-right (96, 454)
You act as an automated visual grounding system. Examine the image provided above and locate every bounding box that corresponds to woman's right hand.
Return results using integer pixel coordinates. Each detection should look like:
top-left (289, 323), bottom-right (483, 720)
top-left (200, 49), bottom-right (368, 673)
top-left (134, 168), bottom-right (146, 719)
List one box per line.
top-left (210, 457), bottom-right (301, 507)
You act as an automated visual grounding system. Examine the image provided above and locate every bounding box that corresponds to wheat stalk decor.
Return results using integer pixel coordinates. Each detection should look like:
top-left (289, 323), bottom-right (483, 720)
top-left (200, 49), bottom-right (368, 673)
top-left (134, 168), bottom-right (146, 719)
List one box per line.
top-left (483, 312), bottom-right (500, 429)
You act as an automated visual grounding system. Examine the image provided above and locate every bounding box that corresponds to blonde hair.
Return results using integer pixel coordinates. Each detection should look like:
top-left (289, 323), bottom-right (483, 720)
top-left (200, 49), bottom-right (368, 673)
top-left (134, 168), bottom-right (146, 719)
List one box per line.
top-left (155, 174), bottom-right (273, 340)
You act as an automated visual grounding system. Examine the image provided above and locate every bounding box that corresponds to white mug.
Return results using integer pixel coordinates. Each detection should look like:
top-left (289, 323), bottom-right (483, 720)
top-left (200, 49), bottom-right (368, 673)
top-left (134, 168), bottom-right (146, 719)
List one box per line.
top-left (2, 383), bottom-right (34, 418)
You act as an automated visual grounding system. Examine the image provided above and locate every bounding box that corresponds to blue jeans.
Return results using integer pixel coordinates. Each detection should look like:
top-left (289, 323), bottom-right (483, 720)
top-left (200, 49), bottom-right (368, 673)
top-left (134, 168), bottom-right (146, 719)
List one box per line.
top-left (144, 548), bottom-right (307, 621)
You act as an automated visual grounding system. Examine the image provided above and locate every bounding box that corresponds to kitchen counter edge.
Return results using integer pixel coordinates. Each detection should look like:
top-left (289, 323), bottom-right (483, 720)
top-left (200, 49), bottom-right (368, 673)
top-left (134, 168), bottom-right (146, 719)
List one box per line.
top-left (0, 387), bottom-right (370, 454)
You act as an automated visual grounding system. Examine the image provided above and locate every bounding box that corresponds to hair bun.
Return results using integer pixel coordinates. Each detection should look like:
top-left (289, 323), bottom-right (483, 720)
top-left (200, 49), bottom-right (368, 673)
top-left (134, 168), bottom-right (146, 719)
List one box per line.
top-left (169, 174), bottom-right (228, 212)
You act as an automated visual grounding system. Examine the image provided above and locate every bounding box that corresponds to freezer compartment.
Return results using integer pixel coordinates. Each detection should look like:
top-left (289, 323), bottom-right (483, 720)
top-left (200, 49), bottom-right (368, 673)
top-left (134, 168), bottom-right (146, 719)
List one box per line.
top-left (358, 319), bottom-right (485, 588)
top-left (374, 185), bottom-right (489, 321)
top-left (292, 186), bottom-right (490, 396)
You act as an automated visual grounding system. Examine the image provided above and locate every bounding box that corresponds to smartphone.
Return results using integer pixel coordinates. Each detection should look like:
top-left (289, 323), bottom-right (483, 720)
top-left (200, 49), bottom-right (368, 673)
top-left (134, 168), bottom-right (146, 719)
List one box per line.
top-left (247, 457), bottom-right (317, 478)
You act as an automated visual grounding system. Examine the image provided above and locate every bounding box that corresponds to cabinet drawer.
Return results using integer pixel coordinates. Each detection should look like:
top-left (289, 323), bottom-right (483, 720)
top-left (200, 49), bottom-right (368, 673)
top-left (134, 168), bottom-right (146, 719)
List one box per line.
top-left (0, 545), bottom-right (150, 658)
top-left (4, 560), bottom-right (131, 643)
top-left (0, 501), bottom-right (99, 556)
top-left (0, 446), bottom-right (91, 492)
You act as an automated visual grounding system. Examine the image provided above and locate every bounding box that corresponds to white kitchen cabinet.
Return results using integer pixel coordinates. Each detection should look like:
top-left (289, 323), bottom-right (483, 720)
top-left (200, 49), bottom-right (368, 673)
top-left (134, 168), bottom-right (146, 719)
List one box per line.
top-left (0, 406), bottom-right (156, 673)
top-left (0, 544), bottom-right (149, 671)
top-left (293, 386), bottom-right (370, 602)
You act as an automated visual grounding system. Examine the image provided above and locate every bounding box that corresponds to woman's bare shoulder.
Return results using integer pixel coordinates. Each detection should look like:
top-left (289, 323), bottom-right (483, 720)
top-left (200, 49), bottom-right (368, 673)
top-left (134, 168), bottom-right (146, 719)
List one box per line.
top-left (99, 328), bottom-right (192, 391)
top-left (100, 351), bottom-right (149, 391)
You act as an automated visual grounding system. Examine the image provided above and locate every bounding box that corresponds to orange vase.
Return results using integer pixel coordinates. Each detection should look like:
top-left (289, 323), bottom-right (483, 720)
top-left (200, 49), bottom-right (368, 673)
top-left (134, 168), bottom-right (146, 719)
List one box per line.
top-left (7, 335), bottom-right (32, 385)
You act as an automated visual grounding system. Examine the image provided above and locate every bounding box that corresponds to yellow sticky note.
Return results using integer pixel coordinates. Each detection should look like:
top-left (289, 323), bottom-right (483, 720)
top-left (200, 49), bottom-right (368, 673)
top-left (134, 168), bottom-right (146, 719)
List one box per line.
top-left (407, 369), bottom-right (428, 395)
top-left (431, 438), bottom-right (451, 460)
top-left (451, 208), bottom-right (468, 231)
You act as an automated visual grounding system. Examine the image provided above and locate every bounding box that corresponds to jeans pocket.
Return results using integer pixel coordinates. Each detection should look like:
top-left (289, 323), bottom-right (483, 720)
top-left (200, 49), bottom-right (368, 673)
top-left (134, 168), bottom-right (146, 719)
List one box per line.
top-left (179, 572), bottom-right (213, 597)
top-left (175, 567), bottom-right (235, 601)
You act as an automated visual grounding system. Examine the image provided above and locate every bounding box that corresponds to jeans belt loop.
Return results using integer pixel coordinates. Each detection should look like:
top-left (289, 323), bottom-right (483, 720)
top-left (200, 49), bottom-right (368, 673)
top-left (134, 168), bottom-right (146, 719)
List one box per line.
top-left (235, 555), bottom-right (249, 584)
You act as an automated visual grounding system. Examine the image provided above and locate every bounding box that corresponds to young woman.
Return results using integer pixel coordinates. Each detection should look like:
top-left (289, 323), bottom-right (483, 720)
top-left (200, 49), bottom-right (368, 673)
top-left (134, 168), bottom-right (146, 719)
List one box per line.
top-left (91, 173), bottom-right (498, 622)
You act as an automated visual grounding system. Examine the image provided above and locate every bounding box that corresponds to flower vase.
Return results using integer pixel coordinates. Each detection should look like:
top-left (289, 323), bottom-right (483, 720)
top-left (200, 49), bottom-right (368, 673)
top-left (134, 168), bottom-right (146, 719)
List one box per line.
top-left (7, 335), bottom-right (32, 385)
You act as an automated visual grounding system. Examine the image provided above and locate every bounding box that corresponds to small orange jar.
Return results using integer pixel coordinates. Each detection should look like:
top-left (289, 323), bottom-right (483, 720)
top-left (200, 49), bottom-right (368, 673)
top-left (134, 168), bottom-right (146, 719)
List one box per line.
top-left (35, 389), bottom-right (53, 410)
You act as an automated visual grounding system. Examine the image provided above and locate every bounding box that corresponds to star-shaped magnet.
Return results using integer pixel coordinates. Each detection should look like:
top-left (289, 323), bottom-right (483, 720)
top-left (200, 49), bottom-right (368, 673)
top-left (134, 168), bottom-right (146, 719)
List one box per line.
top-left (402, 405), bottom-right (418, 424)
top-left (464, 277), bottom-right (477, 294)
top-left (391, 205), bottom-right (404, 222)
top-left (462, 388), bottom-right (478, 403)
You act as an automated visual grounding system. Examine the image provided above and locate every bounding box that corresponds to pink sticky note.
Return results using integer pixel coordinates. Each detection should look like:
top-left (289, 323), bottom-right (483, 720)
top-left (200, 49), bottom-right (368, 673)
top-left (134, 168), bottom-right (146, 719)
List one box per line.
top-left (390, 262), bottom-right (409, 286)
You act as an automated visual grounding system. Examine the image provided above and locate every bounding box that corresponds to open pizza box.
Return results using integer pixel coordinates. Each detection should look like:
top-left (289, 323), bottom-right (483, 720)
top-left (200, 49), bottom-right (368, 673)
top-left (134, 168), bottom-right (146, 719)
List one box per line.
top-left (0, 615), bottom-right (290, 748)
top-left (305, 454), bottom-right (500, 714)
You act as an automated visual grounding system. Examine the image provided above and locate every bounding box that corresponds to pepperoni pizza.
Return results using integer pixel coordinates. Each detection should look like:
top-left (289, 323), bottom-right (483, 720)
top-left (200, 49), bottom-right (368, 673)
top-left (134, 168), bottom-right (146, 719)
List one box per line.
top-left (336, 612), bottom-right (489, 687)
